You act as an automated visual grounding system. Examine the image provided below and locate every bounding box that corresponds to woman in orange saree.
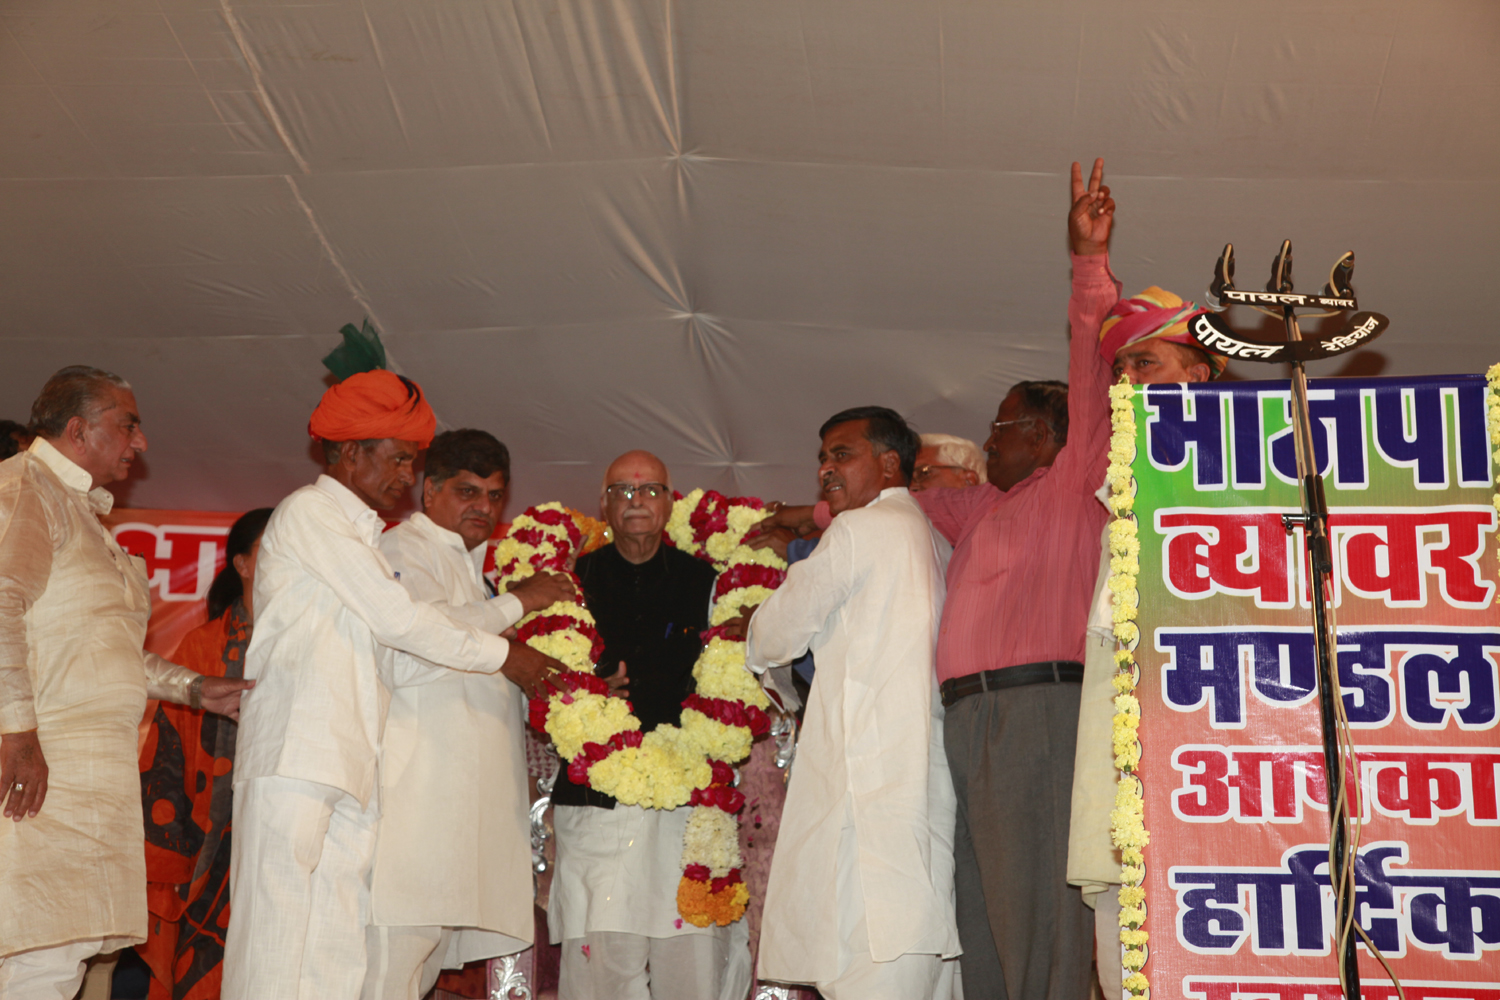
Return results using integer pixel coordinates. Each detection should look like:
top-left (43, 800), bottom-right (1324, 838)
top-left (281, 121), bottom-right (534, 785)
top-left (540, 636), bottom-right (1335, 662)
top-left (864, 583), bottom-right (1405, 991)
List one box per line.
top-left (137, 508), bottom-right (271, 1000)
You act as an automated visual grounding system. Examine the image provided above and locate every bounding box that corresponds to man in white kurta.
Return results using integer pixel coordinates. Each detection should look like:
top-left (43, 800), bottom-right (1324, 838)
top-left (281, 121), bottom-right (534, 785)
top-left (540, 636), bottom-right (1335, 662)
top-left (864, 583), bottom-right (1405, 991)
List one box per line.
top-left (365, 429), bottom-right (575, 1000)
top-left (224, 371), bottom-right (565, 1000)
top-left (744, 407), bottom-right (960, 999)
top-left (0, 367), bottom-right (251, 999)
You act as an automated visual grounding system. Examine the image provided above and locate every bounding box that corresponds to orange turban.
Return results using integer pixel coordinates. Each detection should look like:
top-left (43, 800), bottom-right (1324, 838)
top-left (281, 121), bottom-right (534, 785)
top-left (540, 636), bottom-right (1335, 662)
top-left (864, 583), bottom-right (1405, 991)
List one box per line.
top-left (308, 370), bottom-right (436, 447)
top-left (1098, 286), bottom-right (1226, 376)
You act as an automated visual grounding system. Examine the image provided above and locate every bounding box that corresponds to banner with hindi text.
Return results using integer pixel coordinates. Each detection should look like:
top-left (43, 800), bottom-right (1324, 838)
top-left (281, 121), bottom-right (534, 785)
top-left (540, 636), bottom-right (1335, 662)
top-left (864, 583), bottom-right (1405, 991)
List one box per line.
top-left (1127, 374), bottom-right (1500, 1000)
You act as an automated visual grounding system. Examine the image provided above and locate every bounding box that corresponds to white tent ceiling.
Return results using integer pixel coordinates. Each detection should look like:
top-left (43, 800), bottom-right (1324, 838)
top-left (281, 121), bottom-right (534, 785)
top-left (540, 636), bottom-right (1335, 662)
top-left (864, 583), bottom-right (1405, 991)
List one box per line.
top-left (3, 0), bottom-right (1497, 514)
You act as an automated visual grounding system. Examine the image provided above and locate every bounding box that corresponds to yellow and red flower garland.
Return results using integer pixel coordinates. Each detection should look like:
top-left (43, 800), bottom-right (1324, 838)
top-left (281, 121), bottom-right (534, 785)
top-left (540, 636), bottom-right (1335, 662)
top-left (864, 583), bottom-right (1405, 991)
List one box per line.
top-left (664, 489), bottom-right (784, 924)
top-left (493, 494), bottom-right (782, 927)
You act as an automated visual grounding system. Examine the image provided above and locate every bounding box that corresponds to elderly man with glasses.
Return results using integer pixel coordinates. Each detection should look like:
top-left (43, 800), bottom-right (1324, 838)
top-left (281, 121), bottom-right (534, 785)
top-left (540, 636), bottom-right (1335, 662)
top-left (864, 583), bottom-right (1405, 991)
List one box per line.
top-left (546, 450), bottom-right (751, 1000)
top-left (910, 433), bottom-right (987, 492)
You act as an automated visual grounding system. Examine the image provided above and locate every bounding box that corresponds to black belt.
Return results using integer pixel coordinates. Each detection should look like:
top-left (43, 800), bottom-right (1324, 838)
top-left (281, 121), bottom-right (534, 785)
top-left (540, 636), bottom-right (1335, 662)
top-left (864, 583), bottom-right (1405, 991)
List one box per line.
top-left (940, 660), bottom-right (1084, 708)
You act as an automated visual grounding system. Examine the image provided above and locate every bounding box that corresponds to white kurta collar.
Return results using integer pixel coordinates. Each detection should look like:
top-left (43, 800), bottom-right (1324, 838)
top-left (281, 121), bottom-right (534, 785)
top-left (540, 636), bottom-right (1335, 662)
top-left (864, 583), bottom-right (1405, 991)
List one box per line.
top-left (315, 473), bottom-right (383, 546)
top-left (29, 436), bottom-right (115, 515)
top-left (406, 511), bottom-right (486, 579)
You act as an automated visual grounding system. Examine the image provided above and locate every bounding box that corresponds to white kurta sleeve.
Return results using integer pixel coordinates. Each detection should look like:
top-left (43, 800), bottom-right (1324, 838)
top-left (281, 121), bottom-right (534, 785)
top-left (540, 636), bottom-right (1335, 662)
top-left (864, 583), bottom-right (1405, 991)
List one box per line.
top-left (746, 516), bottom-right (857, 672)
top-left (431, 591), bottom-right (523, 633)
top-left (381, 527), bottom-right (526, 688)
top-left (485, 592), bottom-right (526, 631)
top-left (282, 496), bottom-right (511, 673)
top-left (396, 546), bottom-right (523, 634)
top-left (143, 651), bottom-right (199, 705)
top-left (0, 470), bottom-right (51, 734)
top-left (387, 524), bottom-right (528, 632)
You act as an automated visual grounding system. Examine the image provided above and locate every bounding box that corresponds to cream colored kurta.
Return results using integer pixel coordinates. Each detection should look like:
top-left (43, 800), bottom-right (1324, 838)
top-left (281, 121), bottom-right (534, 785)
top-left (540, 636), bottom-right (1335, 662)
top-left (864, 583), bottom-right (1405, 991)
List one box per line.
top-left (373, 513), bottom-right (533, 965)
top-left (1067, 483), bottom-right (1123, 902)
top-left (745, 487), bottom-right (960, 985)
top-left (0, 439), bottom-right (196, 957)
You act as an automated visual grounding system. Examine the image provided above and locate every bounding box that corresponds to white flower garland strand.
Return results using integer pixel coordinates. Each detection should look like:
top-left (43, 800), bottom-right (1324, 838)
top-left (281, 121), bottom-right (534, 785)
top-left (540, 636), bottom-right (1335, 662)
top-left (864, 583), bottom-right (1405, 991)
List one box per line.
top-left (1107, 380), bottom-right (1151, 996)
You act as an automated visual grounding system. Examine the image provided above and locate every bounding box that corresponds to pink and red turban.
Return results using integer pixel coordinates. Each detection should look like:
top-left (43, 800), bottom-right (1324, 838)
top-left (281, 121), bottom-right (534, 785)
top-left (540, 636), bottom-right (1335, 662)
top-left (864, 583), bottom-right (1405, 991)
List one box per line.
top-left (1098, 286), bottom-right (1226, 375)
top-left (308, 369), bottom-right (436, 447)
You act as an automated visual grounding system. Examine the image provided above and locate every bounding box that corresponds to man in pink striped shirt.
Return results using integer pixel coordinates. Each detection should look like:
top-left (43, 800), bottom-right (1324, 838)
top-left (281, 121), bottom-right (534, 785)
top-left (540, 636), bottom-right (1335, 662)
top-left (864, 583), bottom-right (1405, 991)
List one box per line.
top-left (922, 160), bottom-right (1118, 1000)
top-left (753, 159), bottom-right (1123, 999)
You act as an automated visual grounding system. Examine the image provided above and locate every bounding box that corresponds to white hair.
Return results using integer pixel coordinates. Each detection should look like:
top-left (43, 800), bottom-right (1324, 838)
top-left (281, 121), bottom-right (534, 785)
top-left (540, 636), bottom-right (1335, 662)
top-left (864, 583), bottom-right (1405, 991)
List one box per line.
top-left (919, 433), bottom-right (986, 479)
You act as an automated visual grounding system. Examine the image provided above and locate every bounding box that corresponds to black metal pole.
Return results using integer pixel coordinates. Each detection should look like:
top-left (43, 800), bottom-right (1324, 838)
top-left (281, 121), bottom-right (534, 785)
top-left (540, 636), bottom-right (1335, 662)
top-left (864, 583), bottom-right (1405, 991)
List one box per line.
top-left (1283, 302), bottom-right (1362, 999)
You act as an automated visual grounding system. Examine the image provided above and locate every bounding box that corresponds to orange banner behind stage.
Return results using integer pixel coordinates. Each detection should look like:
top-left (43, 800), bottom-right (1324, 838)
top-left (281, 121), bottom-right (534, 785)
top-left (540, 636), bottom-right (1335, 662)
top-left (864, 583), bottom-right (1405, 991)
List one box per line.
top-left (103, 507), bottom-right (511, 750)
top-left (104, 508), bottom-right (242, 660)
top-left (103, 507), bottom-right (516, 660)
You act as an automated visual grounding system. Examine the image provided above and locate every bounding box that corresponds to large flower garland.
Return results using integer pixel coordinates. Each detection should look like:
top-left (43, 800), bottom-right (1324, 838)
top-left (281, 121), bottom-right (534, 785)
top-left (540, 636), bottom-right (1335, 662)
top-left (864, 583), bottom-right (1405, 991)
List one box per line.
top-left (1107, 380), bottom-right (1151, 996)
top-left (494, 496), bottom-right (780, 927)
top-left (1489, 364), bottom-right (1500, 604)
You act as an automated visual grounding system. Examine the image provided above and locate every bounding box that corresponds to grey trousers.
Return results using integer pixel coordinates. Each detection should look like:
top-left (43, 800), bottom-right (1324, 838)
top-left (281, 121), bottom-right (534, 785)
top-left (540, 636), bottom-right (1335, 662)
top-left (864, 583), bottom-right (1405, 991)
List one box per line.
top-left (944, 681), bottom-right (1093, 1000)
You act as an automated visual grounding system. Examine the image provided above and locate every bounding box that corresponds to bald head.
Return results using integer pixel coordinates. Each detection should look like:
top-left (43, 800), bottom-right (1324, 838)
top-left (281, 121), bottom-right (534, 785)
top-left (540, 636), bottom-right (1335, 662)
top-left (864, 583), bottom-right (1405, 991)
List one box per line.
top-left (600, 449), bottom-right (671, 496)
top-left (601, 450), bottom-right (673, 562)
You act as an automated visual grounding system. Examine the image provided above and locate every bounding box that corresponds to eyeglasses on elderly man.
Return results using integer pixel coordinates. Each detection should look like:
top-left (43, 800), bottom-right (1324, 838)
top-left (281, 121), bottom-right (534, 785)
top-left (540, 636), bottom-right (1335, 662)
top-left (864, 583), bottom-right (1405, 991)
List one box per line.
top-left (604, 482), bottom-right (669, 501)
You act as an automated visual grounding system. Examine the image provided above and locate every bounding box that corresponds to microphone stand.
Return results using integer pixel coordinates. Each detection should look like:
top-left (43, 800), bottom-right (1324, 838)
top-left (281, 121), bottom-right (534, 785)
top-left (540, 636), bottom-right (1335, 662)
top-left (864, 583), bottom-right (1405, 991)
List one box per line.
top-left (1195, 241), bottom-right (1386, 999)
top-left (1274, 249), bottom-right (1359, 999)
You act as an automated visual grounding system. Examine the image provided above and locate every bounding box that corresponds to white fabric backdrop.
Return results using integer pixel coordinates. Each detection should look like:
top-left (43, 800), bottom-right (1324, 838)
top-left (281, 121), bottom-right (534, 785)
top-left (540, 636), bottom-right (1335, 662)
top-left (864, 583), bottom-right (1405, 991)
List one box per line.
top-left (2, 0), bottom-right (1496, 513)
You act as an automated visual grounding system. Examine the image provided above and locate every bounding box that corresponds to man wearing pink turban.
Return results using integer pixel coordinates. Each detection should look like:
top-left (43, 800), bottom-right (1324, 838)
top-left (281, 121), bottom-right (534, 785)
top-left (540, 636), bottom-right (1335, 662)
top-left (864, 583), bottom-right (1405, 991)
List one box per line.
top-left (1097, 286), bottom-right (1224, 383)
top-left (1071, 286), bottom-right (1225, 1000)
top-left (224, 362), bottom-right (564, 1000)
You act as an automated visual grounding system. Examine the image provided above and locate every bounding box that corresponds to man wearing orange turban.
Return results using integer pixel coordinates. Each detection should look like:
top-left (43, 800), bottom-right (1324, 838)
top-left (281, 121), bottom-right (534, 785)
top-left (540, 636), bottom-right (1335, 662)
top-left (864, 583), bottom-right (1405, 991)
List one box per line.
top-left (224, 360), bottom-right (565, 1000)
top-left (307, 370), bottom-right (438, 451)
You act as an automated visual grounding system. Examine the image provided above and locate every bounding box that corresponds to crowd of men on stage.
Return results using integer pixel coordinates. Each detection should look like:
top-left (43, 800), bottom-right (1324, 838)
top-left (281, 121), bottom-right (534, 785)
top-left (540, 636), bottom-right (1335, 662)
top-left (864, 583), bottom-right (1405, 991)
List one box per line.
top-left (0, 158), bottom-right (1232, 1000)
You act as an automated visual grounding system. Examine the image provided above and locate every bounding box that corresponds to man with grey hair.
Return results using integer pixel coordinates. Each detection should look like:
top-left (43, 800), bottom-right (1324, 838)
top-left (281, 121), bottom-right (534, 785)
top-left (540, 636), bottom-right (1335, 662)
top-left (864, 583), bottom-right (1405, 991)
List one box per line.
top-left (0, 366), bottom-right (253, 998)
top-left (911, 433), bottom-right (986, 492)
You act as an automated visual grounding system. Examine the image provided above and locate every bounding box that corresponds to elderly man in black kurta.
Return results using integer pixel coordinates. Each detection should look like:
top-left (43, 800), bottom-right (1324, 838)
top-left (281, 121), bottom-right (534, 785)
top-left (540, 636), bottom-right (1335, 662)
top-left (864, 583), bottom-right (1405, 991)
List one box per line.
top-left (546, 450), bottom-right (750, 1000)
